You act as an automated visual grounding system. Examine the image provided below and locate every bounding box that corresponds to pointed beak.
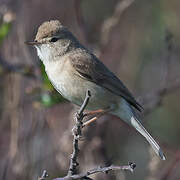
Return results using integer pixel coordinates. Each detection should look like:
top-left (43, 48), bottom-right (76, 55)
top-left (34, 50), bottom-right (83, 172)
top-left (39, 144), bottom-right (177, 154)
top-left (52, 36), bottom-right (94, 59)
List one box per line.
top-left (25, 41), bottom-right (42, 46)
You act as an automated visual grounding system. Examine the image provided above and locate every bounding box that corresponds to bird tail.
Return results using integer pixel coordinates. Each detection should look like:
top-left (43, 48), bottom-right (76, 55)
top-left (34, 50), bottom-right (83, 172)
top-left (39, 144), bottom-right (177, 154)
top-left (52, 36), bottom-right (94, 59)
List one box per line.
top-left (130, 116), bottom-right (165, 160)
top-left (111, 99), bottom-right (166, 160)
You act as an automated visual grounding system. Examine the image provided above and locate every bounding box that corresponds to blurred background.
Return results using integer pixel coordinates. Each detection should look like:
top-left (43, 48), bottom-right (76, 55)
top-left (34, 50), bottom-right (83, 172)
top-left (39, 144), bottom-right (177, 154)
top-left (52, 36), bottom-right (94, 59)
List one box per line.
top-left (0, 0), bottom-right (180, 179)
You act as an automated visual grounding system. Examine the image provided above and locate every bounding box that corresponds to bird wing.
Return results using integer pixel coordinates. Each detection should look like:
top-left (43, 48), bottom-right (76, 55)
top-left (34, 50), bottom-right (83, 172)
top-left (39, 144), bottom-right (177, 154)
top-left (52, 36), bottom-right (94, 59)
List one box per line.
top-left (69, 50), bottom-right (143, 111)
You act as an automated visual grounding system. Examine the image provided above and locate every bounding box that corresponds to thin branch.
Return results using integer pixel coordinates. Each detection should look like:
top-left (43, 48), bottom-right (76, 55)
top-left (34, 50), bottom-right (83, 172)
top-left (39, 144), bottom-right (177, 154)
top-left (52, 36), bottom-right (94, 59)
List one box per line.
top-left (78, 90), bottom-right (91, 116)
top-left (39, 90), bottom-right (136, 180)
top-left (54, 163), bottom-right (136, 180)
top-left (68, 90), bottom-right (91, 176)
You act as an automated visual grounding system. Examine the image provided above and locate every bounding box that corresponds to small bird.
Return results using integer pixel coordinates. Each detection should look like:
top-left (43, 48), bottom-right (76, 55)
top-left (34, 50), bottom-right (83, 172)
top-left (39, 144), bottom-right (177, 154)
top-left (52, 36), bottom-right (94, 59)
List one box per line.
top-left (26, 20), bottom-right (165, 160)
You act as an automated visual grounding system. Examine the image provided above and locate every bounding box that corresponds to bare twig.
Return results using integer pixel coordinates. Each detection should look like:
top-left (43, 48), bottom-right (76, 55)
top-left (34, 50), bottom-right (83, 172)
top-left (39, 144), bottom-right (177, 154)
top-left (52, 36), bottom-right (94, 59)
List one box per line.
top-left (54, 162), bottom-right (136, 180)
top-left (42, 90), bottom-right (136, 180)
top-left (68, 90), bottom-right (91, 176)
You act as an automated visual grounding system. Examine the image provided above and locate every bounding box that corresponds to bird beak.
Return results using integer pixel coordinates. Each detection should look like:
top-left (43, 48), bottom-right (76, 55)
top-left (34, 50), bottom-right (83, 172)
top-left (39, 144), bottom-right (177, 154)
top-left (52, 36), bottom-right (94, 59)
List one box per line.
top-left (25, 41), bottom-right (42, 46)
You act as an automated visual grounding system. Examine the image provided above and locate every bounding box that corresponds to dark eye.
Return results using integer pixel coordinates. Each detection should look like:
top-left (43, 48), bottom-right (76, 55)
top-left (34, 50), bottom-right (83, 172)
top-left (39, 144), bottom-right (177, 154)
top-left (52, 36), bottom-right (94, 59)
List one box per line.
top-left (50, 37), bottom-right (58, 42)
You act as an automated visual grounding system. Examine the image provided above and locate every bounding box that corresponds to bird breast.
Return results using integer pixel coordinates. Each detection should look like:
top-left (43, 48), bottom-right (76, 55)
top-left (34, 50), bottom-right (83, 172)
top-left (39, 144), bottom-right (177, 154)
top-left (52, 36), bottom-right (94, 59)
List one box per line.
top-left (43, 55), bottom-right (117, 110)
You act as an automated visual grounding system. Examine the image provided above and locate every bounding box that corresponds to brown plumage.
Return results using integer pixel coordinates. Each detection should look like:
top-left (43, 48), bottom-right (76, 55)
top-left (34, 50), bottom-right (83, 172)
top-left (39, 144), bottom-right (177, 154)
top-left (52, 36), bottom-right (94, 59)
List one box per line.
top-left (26, 20), bottom-right (165, 160)
top-left (69, 50), bottom-right (143, 111)
top-left (35, 20), bottom-right (64, 41)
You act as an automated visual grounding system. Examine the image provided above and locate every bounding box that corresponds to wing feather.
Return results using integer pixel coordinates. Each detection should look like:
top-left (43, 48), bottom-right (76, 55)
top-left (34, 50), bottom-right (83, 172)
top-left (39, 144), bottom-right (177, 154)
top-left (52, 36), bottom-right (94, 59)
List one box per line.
top-left (69, 50), bottom-right (143, 111)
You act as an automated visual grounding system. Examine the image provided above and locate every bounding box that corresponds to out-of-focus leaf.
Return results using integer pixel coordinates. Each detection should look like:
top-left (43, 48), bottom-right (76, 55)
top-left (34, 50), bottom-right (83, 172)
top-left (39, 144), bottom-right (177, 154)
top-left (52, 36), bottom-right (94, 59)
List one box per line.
top-left (40, 63), bottom-right (65, 107)
top-left (40, 63), bottom-right (54, 91)
top-left (41, 91), bottom-right (65, 107)
top-left (41, 93), bottom-right (52, 107)
top-left (0, 22), bottom-right (11, 44)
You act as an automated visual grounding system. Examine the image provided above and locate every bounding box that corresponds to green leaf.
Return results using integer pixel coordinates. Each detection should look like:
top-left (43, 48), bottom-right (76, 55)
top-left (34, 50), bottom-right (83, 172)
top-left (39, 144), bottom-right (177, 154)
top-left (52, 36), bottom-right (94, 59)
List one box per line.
top-left (40, 62), bottom-right (55, 91)
top-left (41, 91), bottom-right (65, 107)
top-left (0, 22), bottom-right (11, 44)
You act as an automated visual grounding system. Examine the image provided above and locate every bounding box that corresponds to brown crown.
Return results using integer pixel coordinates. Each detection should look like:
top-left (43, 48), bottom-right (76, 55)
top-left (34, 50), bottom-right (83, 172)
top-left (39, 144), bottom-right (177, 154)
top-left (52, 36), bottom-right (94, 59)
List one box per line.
top-left (35, 20), bottom-right (64, 41)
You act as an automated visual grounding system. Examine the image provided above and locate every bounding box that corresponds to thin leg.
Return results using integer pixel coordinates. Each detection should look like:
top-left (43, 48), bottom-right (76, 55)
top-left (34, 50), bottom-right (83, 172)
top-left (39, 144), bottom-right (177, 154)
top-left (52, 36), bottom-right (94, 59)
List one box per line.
top-left (84, 108), bottom-right (111, 117)
top-left (83, 115), bottom-right (101, 127)
top-left (83, 107), bottom-right (112, 127)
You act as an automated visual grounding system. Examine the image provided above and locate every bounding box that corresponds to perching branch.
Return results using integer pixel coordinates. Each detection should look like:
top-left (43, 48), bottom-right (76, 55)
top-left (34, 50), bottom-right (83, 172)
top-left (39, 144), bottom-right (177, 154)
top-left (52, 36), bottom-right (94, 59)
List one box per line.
top-left (54, 163), bottom-right (136, 180)
top-left (38, 90), bottom-right (136, 180)
top-left (68, 90), bottom-right (91, 176)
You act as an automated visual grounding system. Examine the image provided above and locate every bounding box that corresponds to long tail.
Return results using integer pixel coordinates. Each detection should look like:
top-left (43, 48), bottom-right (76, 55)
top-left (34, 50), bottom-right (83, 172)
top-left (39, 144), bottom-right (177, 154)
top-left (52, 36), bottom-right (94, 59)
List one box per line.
top-left (130, 116), bottom-right (165, 160)
top-left (111, 99), bottom-right (166, 160)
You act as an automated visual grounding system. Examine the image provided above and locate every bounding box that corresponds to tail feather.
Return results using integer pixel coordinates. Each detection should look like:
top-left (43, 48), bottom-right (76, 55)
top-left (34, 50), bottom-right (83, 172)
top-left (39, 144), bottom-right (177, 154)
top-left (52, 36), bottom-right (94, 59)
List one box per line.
top-left (130, 116), bottom-right (166, 160)
top-left (111, 99), bottom-right (166, 160)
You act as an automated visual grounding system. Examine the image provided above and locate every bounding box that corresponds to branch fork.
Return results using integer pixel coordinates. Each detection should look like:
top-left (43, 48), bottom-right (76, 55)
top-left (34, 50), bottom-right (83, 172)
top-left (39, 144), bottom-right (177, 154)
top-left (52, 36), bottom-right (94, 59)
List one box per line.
top-left (38, 90), bottom-right (136, 180)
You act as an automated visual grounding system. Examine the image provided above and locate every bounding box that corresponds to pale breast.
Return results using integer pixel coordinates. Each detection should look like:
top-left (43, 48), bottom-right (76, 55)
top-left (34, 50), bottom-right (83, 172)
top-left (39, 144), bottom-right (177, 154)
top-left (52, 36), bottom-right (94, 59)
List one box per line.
top-left (44, 56), bottom-right (118, 110)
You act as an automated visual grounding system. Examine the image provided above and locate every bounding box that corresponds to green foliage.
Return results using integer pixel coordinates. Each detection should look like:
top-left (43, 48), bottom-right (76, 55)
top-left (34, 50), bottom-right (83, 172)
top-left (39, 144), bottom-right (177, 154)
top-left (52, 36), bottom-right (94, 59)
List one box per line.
top-left (40, 63), bottom-right (54, 91)
top-left (40, 63), bottom-right (65, 107)
top-left (0, 22), bottom-right (11, 44)
top-left (0, 22), bottom-right (11, 75)
top-left (41, 92), bottom-right (65, 107)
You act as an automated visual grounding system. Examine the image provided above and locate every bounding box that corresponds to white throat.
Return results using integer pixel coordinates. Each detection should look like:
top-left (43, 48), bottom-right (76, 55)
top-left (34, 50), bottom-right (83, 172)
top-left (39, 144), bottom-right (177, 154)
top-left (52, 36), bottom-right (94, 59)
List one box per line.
top-left (35, 44), bottom-right (52, 63)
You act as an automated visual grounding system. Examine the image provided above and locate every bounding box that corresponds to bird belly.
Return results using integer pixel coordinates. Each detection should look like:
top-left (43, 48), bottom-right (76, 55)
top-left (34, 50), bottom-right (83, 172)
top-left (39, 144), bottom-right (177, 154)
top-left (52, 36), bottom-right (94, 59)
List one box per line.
top-left (46, 66), bottom-right (117, 110)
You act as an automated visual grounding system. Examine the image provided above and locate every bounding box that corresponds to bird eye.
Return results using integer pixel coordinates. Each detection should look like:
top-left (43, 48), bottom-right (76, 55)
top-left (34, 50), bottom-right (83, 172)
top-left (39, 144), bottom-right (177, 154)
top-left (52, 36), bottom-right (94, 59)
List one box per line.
top-left (50, 37), bottom-right (58, 42)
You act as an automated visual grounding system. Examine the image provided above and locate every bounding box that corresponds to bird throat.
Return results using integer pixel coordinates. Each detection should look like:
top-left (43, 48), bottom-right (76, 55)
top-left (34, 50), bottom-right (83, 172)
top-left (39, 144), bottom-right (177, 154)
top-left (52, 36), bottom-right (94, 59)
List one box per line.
top-left (35, 39), bottom-right (72, 64)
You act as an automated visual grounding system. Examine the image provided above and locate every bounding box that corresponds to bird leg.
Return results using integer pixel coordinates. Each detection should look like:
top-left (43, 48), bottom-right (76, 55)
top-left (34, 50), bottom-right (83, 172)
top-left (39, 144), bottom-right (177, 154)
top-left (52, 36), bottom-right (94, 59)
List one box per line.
top-left (83, 108), bottom-right (112, 127)
top-left (84, 109), bottom-right (110, 117)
